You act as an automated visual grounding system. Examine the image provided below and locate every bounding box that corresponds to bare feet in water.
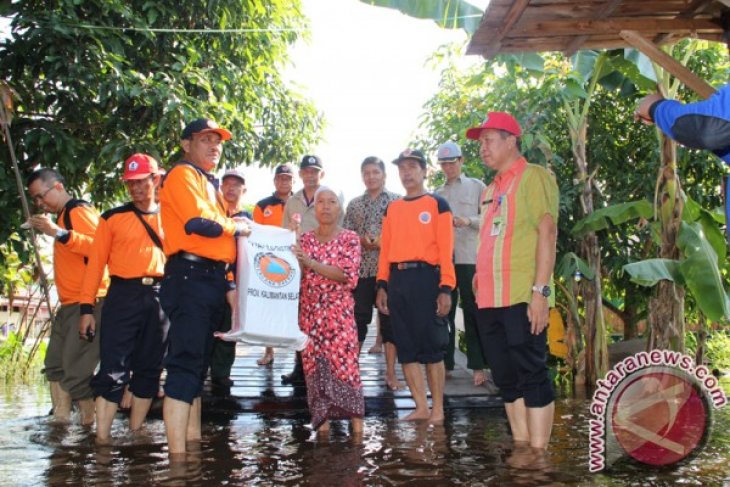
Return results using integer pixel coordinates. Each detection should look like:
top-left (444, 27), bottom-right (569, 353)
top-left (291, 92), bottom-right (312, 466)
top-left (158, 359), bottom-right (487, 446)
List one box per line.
top-left (386, 375), bottom-right (405, 391)
top-left (402, 409), bottom-right (430, 421)
top-left (316, 420), bottom-right (330, 436)
top-left (428, 412), bottom-right (444, 425)
top-left (368, 341), bottom-right (383, 354)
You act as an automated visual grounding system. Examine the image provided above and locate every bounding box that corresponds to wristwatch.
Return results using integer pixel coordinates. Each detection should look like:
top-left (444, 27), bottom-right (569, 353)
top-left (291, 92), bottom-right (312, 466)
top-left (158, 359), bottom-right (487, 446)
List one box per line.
top-left (55, 228), bottom-right (69, 240)
top-left (532, 284), bottom-right (551, 298)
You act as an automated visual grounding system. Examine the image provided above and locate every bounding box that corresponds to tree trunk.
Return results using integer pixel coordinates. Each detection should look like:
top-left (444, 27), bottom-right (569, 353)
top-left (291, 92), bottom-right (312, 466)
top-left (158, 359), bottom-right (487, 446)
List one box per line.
top-left (571, 121), bottom-right (609, 384)
top-left (622, 289), bottom-right (639, 340)
top-left (648, 135), bottom-right (685, 352)
top-left (695, 313), bottom-right (707, 366)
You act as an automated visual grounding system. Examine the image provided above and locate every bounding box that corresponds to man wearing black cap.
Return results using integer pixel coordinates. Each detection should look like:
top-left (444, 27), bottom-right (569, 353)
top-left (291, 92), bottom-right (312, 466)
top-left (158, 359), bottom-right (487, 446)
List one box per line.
top-left (158, 118), bottom-right (251, 457)
top-left (279, 155), bottom-right (341, 385)
top-left (252, 163), bottom-right (295, 366)
top-left (376, 149), bottom-right (455, 423)
top-left (282, 155), bottom-right (338, 233)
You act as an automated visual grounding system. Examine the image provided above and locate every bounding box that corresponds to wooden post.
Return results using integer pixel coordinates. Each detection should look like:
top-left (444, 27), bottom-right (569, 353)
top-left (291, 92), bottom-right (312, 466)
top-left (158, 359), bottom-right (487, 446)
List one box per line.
top-left (619, 30), bottom-right (717, 99)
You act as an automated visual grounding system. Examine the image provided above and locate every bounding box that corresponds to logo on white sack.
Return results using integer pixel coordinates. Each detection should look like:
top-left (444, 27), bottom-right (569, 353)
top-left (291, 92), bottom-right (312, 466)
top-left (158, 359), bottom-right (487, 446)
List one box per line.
top-left (254, 252), bottom-right (296, 288)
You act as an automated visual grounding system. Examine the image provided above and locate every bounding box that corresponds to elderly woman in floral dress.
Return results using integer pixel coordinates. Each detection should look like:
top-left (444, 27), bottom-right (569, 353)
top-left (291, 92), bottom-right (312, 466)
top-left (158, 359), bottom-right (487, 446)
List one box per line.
top-left (291, 186), bottom-right (364, 434)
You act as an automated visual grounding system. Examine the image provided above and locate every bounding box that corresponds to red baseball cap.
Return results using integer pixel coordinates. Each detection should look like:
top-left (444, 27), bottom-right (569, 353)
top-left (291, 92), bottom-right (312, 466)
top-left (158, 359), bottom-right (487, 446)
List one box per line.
top-left (122, 153), bottom-right (159, 180)
top-left (466, 112), bottom-right (522, 140)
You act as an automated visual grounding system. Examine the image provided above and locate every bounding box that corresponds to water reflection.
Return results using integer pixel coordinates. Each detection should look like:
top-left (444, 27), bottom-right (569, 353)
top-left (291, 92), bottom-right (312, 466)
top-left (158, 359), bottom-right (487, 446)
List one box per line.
top-left (0, 383), bottom-right (728, 486)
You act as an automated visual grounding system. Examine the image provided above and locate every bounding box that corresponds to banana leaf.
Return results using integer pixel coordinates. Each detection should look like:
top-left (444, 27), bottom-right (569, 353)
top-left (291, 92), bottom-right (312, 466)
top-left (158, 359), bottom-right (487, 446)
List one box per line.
top-left (676, 222), bottom-right (730, 322)
top-left (556, 251), bottom-right (595, 282)
top-left (571, 200), bottom-right (653, 237)
top-left (623, 258), bottom-right (683, 287)
top-left (683, 196), bottom-right (727, 264)
top-left (359, 0), bottom-right (484, 34)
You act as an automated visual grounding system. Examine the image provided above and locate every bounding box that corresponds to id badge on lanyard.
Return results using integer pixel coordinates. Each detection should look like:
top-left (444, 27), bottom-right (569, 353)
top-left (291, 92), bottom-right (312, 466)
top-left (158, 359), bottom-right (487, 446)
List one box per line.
top-left (490, 216), bottom-right (502, 236)
top-left (490, 194), bottom-right (506, 236)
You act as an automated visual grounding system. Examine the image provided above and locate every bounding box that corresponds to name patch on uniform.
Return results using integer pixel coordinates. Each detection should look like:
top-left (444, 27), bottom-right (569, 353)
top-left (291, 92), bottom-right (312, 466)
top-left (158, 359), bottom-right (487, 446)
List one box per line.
top-left (419, 211), bottom-right (432, 224)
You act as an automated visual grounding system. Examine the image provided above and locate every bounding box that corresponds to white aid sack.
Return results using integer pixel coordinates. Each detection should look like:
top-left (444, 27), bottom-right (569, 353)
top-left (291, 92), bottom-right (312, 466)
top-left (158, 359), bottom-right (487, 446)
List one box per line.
top-left (218, 222), bottom-right (307, 350)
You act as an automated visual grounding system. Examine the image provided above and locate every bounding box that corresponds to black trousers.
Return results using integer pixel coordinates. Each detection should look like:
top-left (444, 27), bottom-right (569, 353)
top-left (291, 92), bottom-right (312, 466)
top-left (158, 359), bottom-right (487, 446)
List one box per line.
top-left (388, 266), bottom-right (448, 364)
top-left (160, 256), bottom-right (227, 403)
top-left (476, 304), bottom-right (554, 408)
top-left (91, 279), bottom-right (168, 403)
top-left (353, 276), bottom-right (393, 344)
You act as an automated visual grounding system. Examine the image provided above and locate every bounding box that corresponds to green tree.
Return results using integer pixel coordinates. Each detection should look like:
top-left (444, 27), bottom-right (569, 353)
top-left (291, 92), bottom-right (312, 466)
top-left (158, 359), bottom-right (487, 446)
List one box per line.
top-left (0, 0), bottom-right (323, 246)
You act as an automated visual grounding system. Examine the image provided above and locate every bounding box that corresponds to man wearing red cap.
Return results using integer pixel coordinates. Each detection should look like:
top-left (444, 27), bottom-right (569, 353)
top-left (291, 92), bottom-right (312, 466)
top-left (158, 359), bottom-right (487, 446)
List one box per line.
top-left (467, 112), bottom-right (559, 451)
top-left (158, 118), bottom-right (251, 457)
top-left (79, 153), bottom-right (167, 444)
top-left (26, 168), bottom-right (108, 425)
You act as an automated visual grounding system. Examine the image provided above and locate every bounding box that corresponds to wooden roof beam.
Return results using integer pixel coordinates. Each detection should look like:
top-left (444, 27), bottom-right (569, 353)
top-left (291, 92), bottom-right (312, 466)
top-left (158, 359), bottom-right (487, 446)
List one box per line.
top-left (564, 0), bottom-right (624, 55)
top-left (482, 0), bottom-right (531, 59)
top-left (512, 18), bottom-right (720, 38)
top-left (653, 0), bottom-right (714, 44)
top-left (619, 30), bottom-right (716, 99)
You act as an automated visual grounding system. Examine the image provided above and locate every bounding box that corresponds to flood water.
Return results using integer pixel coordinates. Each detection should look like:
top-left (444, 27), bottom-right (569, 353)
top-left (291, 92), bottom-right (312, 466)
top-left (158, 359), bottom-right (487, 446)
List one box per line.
top-left (1, 381), bottom-right (729, 486)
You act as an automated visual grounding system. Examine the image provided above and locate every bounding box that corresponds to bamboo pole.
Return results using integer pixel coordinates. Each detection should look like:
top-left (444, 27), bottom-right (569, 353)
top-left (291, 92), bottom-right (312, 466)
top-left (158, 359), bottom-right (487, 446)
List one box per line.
top-left (0, 82), bottom-right (56, 352)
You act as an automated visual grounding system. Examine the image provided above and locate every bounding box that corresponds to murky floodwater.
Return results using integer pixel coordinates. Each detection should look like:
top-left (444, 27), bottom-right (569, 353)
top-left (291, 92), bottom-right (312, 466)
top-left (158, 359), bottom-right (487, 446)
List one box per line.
top-left (1, 381), bottom-right (728, 486)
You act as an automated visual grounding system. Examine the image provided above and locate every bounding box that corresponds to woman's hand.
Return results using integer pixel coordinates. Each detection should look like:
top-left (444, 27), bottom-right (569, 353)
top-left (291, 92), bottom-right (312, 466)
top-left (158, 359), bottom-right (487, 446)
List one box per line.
top-left (291, 243), bottom-right (313, 268)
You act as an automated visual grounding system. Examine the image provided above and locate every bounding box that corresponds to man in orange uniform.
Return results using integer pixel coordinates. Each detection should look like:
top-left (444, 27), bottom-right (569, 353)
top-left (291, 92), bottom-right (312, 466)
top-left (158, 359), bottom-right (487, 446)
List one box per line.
top-left (251, 163), bottom-right (294, 366)
top-left (158, 118), bottom-right (251, 457)
top-left (375, 149), bottom-right (455, 424)
top-left (27, 168), bottom-right (108, 425)
top-left (78, 154), bottom-right (167, 444)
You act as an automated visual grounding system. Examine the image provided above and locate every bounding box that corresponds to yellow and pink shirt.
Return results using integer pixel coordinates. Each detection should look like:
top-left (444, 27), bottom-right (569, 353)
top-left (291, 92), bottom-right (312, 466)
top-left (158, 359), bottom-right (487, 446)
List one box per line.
top-left (475, 158), bottom-right (559, 309)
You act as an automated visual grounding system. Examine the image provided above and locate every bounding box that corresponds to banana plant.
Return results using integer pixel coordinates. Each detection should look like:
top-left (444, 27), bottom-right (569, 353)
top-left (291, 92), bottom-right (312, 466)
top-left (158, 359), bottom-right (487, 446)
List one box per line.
top-left (571, 195), bottom-right (729, 323)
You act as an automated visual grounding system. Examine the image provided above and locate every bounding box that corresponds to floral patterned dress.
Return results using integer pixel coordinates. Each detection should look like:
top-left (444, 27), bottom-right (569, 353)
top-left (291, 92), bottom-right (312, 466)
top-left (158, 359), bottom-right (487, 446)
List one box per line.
top-left (299, 228), bottom-right (363, 429)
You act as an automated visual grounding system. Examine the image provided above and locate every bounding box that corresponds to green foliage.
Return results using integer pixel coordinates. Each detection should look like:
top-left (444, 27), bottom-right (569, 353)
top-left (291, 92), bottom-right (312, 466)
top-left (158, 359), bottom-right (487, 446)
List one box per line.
top-left (571, 200), bottom-right (653, 237)
top-left (0, 331), bottom-right (47, 380)
top-left (686, 330), bottom-right (730, 372)
top-left (0, 235), bottom-right (50, 380)
top-left (623, 205), bottom-right (730, 323)
top-left (623, 258), bottom-right (683, 287)
top-left (676, 222), bottom-right (730, 322)
top-left (0, 0), bottom-right (323, 259)
top-left (359, 0), bottom-right (483, 34)
top-left (417, 39), bottom-right (729, 337)
top-left (555, 252), bottom-right (595, 282)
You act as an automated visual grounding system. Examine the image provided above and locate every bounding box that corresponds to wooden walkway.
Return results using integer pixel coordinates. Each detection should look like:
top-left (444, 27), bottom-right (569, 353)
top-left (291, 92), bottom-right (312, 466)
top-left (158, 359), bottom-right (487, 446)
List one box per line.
top-left (201, 329), bottom-right (503, 415)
